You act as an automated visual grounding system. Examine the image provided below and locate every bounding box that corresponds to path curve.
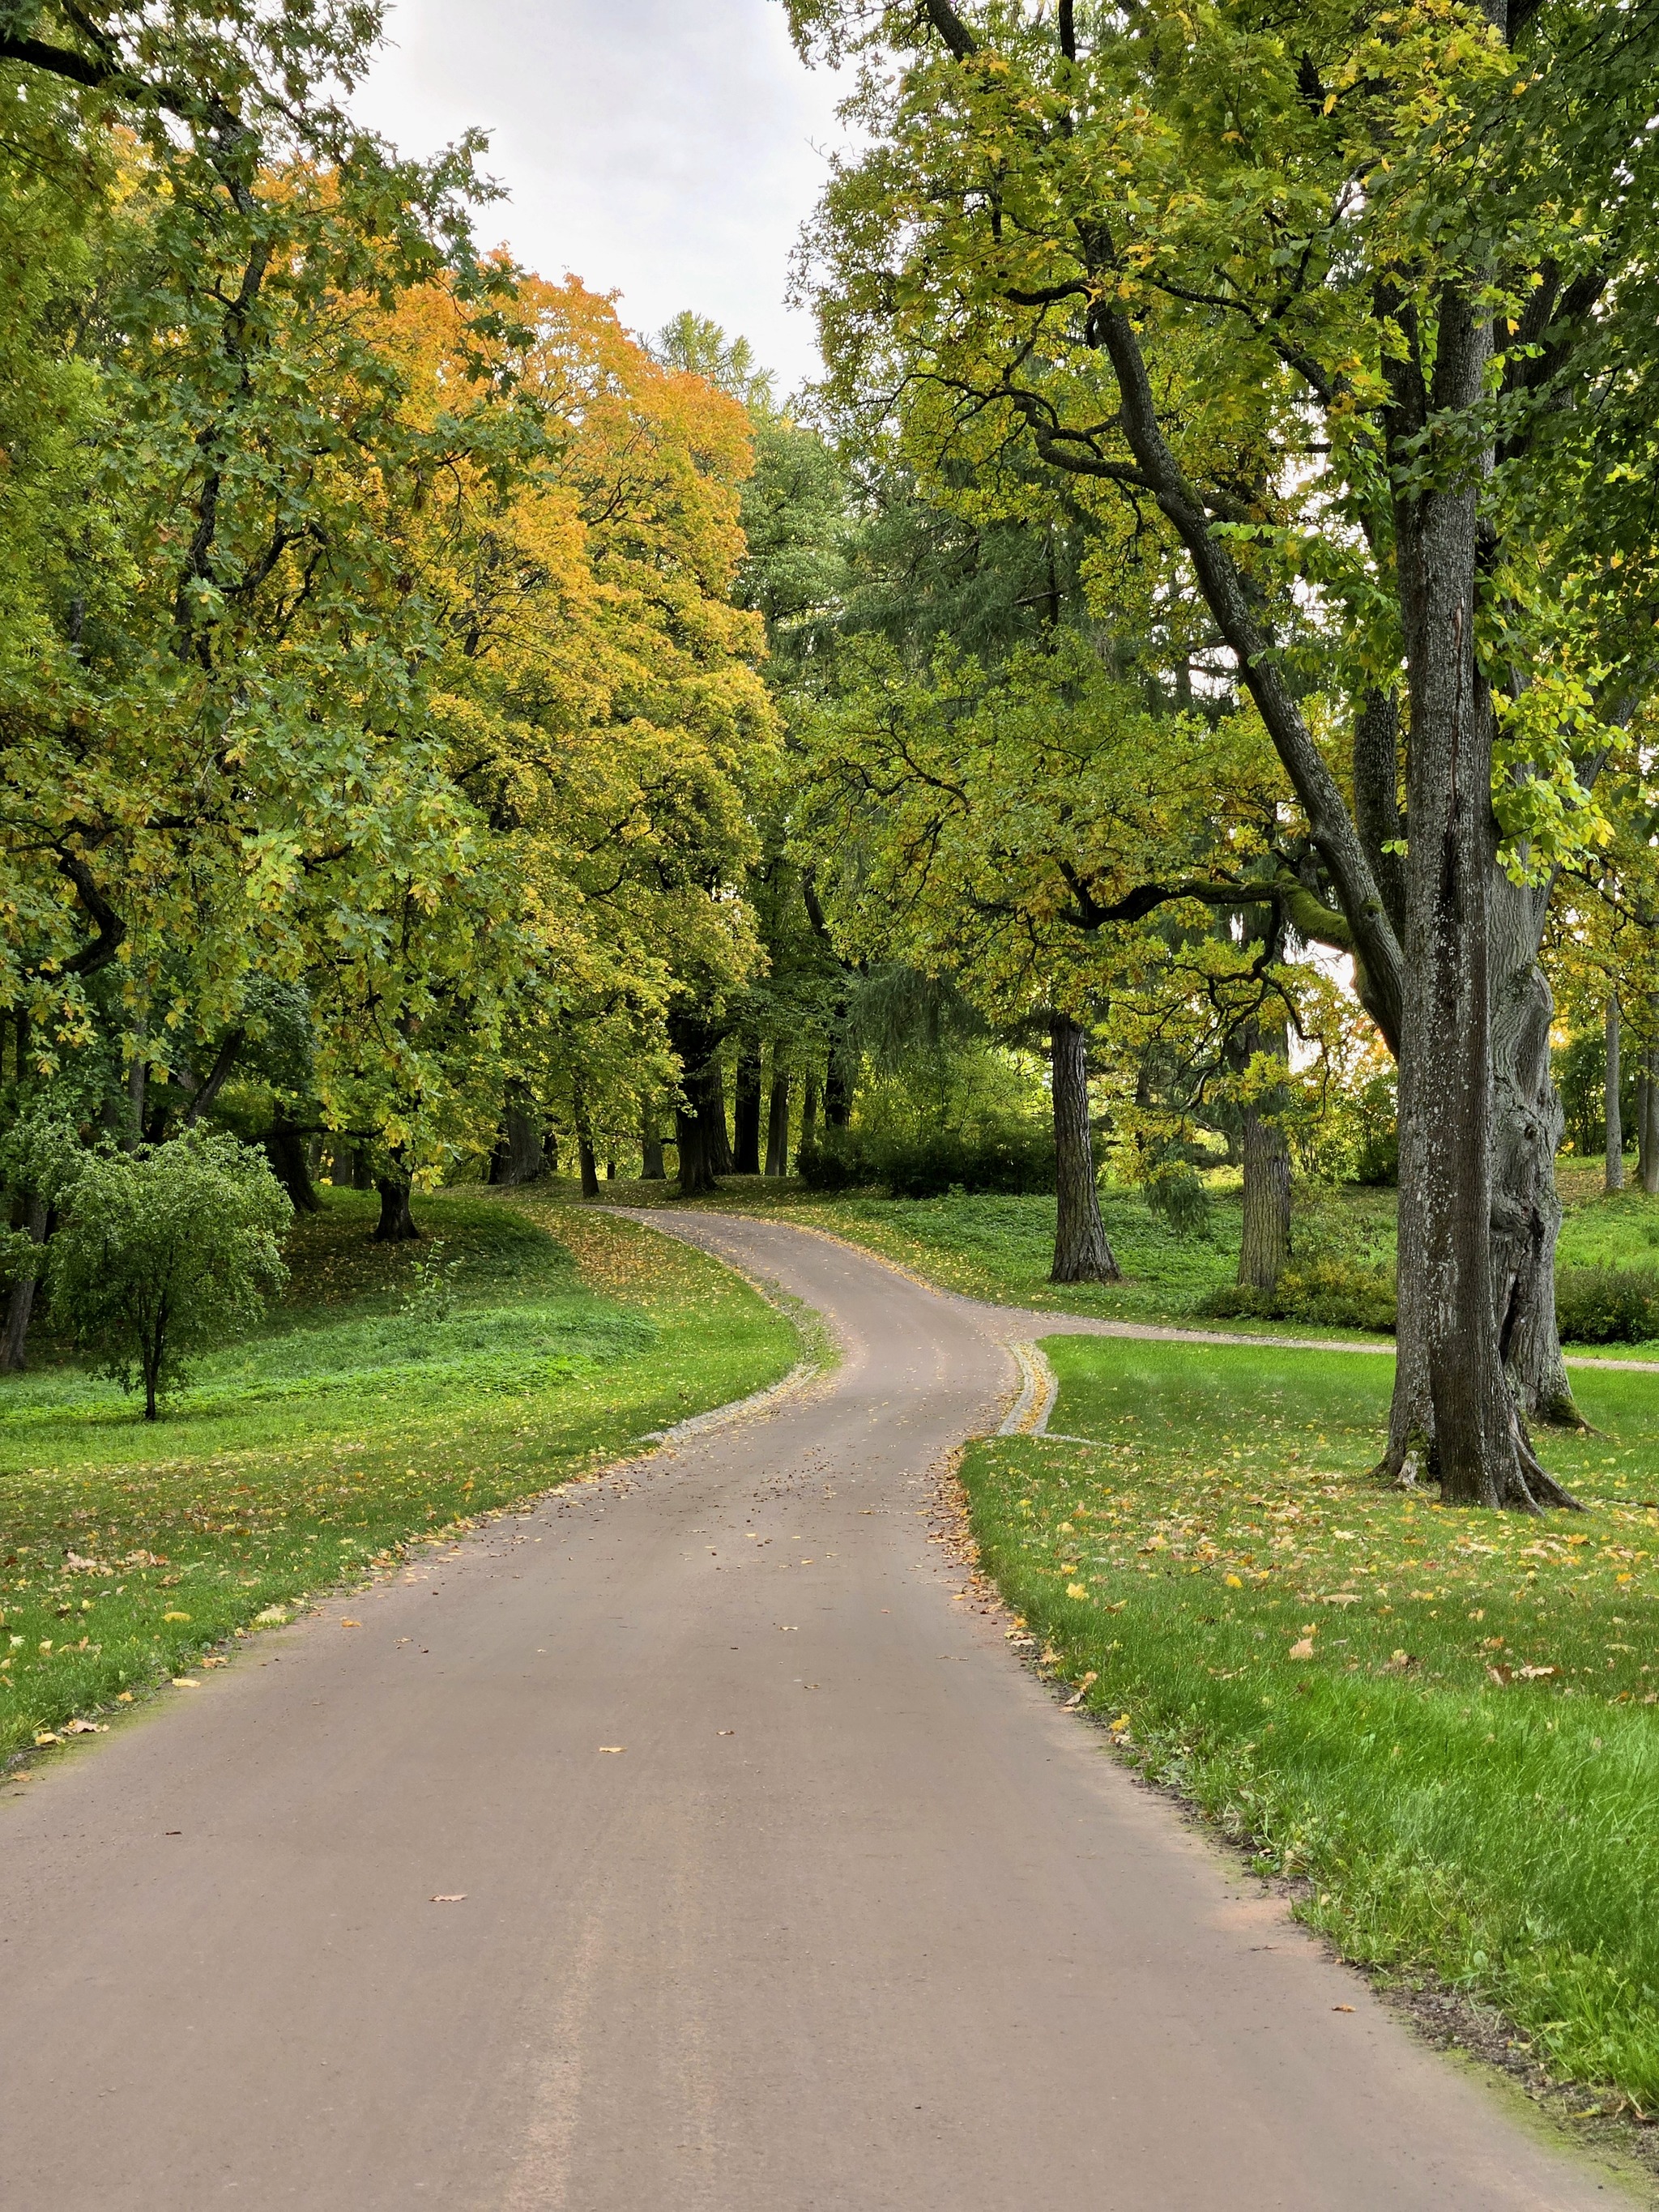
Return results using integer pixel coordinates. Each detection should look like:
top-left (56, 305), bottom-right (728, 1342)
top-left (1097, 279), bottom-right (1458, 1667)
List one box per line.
top-left (0, 1209), bottom-right (1627, 2210)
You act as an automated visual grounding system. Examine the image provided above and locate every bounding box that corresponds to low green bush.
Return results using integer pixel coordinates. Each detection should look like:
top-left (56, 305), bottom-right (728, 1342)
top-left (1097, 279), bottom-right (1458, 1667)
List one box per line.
top-left (1196, 1256), bottom-right (1398, 1333)
top-left (1554, 1264), bottom-right (1659, 1345)
top-left (1143, 1161), bottom-right (1212, 1237)
top-left (796, 1123), bottom-right (1056, 1198)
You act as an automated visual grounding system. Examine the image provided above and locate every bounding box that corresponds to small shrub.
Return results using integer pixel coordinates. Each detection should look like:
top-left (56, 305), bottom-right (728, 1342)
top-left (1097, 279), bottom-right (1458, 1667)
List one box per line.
top-left (49, 1131), bottom-right (292, 1417)
top-left (1197, 1258), bottom-right (1399, 1334)
top-left (1555, 1266), bottom-right (1659, 1345)
top-left (1144, 1161), bottom-right (1212, 1238)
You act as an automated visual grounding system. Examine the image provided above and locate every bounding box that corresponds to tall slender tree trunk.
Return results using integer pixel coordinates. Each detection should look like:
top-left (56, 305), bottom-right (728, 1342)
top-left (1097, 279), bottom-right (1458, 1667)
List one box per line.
top-left (573, 1087), bottom-right (601, 1200)
top-left (1644, 1042), bottom-right (1659, 1197)
top-left (800, 1072), bottom-right (819, 1157)
top-left (1232, 994), bottom-right (1292, 1292)
top-left (1606, 993), bottom-right (1624, 1193)
top-left (706, 1059), bottom-right (735, 1176)
top-left (641, 1103), bottom-right (666, 1181)
top-left (825, 1034), bottom-right (855, 1129)
top-left (1, 1195), bottom-right (48, 1372)
top-left (1639, 1067), bottom-right (1653, 1191)
top-left (1047, 1013), bottom-right (1119, 1283)
top-left (1386, 290), bottom-right (1567, 1511)
top-left (125, 1047), bottom-right (146, 1154)
top-left (765, 1059), bottom-right (791, 1178)
top-left (733, 1038), bottom-right (762, 1174)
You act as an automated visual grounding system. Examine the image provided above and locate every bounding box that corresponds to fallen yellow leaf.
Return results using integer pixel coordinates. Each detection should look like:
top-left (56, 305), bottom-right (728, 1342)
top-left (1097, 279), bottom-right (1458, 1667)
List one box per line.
top-left (1288, 1638), bottom-right (1316, 1660)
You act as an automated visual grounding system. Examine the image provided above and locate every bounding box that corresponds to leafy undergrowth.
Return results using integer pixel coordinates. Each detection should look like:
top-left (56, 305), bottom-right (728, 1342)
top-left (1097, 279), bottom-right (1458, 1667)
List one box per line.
top-left (605, 1172), bottom-right (1401, 1334)
top-left (0, 1187), bottom-right (797, 1760)
top-left (963, 1335), bottom-right (1659, 2106)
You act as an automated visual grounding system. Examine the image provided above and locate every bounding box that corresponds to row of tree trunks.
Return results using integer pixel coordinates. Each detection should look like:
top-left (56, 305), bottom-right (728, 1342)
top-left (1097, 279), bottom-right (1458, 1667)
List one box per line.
top-left (1047, 1013), bottom-right (1120, 1283)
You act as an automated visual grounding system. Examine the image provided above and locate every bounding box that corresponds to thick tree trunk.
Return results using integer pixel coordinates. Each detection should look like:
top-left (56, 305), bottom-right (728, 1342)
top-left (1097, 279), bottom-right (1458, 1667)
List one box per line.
top-left (373, 1168), bottom-right (420, 1242)
top-left (1385, 293), bottom-right (1569, 1511)
top-left (1606, 994), bottom-right (1624, 1192)
top-left (1239, 1110), bottom-right (1292, 1290)
top-left (641, 1105), bottom-right (665, 1181)
top-left (765, 1061), bottom-right (791, 1178)
top-left (267, 1115), bottom-right (321, 1213)
top-left (1, 1195), bottom-right (48, 1372)
top-left (669, 1012), bottom-right (724, 1198)
top-left (492, 1095), bottom-right (545, 1187)
top-left (1047, 1013), bottom-right (1119, 1283)
top-left (733, 1038), bottom-right (762, 1174)
top-left (1233, 1001), bottom-right (1292, 1292)
top-left (1489, 873), bottom-right (1576, 1427)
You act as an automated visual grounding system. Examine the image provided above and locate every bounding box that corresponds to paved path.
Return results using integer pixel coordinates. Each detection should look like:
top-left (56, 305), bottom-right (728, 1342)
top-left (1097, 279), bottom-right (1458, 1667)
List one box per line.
top-left (0, 1211), bottom-right (1630, 2210)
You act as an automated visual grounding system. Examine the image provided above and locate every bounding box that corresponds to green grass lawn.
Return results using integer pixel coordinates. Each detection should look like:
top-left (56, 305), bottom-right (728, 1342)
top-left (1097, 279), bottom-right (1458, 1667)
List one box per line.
top-left (0, 1186), bottom-right (799, 1761)
top-left (963, 1335), bottom-right (1659, 2105)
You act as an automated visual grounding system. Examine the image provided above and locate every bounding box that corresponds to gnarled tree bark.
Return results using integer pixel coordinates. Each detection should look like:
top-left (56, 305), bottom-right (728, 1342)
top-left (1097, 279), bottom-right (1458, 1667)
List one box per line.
top-left (1047, 1012), bottom-right (1119, 1283)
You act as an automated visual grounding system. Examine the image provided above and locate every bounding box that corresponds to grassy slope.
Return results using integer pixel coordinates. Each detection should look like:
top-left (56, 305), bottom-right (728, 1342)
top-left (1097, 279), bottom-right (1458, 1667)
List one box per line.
top-left (0, 1187), bottom-right (797, 1758)
top-left (608, 1158), bottom-right (1659, 1349)
top-left (962, 1336), bottom-right (1659, 2103)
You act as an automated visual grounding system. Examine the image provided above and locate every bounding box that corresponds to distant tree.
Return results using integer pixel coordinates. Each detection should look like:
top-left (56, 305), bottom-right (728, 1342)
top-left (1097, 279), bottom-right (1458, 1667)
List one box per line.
top-left (49, 1132), bottom-right (291, 1418)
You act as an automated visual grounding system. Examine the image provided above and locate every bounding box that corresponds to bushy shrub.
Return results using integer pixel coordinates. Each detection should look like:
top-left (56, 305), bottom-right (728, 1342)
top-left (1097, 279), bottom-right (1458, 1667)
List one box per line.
top-left (1144, 1161), bottom-right (1212, 1238)
top-left (796, 1122), bottom-right (1056, 1198)
top-left (50, 1131), bottom-right (292, 1417)
top-left (795, 1128), bottom-right (881, 1191)
top-left (1197, 1259), bottom-right (1399, 1334)
top-left (1555, 1267), bottom-right (1659, 1345)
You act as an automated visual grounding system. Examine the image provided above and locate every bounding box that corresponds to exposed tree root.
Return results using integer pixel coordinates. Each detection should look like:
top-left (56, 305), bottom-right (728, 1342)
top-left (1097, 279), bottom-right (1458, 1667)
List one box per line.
top-left (1371, 1421), bottom-right (1581, 1513)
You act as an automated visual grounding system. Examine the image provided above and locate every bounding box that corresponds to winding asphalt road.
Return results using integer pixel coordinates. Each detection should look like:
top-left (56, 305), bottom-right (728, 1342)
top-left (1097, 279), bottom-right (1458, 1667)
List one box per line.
top-left (0, 1210), bottom-right (1631, 2209)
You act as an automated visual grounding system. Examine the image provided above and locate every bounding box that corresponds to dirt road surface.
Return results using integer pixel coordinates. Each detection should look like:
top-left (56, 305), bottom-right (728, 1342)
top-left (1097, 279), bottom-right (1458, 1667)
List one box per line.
top-left (0, 1210), bottom-right (1630, 2209)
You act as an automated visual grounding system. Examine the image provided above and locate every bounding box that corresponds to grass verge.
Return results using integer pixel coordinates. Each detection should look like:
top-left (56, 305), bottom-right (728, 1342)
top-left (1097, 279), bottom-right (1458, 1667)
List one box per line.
top-left (962, 1335), bottom-right (1659, 2108)
top-left (1, 1187), bottom-right (798, 1760)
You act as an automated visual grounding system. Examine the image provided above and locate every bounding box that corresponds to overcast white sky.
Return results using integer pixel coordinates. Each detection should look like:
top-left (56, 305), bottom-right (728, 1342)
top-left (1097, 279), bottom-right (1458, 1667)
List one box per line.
top-left (355, 1), bottom-right (851, 393)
